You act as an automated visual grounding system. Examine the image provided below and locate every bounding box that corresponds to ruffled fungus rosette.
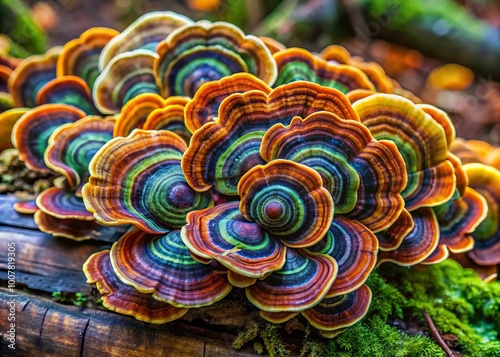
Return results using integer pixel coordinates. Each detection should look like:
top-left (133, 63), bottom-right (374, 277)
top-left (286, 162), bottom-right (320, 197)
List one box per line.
top-left (83, 129), bottom-right (213, 233)
top-left (8, 47), bottom-right (61, 108)
top-left (464, 163), bottom-right (500, 266)
top-left (57, 27), bottom-right (119, 90)
top-left (423, 154), bottom-right (488, 264)
top-left (12, 104), bottom-right (86, 173)
top-left (261, 111), bottom-right (406, 235)
top-left (353, 94), bottom-right (456, 265)
top-left (273, 48), bottom-right (375, 93)
top-left (182, 81), bottom-right (359, 196)
top-left (94, 19), bottom-right (277, 114)
top-left (182, 160), bottom-right (340, 310)
top-left (84, 250), bottom-right (189, 323)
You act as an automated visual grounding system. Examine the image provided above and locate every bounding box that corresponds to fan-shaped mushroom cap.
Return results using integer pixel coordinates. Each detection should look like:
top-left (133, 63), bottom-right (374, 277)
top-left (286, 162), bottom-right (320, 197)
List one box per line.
top-left (94, 50), bottom-right (160, 114)
top-left (84, 250), bottom-right (189, 323)
top-left (57, 27), bottom-right (119, 90)
top-left (301, 284), bottom-right (372, 337)
top-left (245, 249), bottom-right (338, 312)
top-left (12, 104), bottom-right (86, 172)
top-left (0, 108), bottom-right (29, 152)
top-left (354, 94), bottom-right (455, 210)
top-left (273, 48), bottom-right (375, 92)
top-left (306, 217), bottom-right (378, 296)
top-left (378, 208), bottom-right (440, 266)
top-left (8, 47), bottom-right (61, 107)
top-left (44, 117), bottom-right (115, 196)
top-left (110, 229), bottom-right (232, 307)
top-left (184, 73), bottom-right (271, 134)
top-left (182, 81), bottom-right (358, 195)
top-left (36, 76), bottom-right (99, 115)
top-left (113, 93), bottom-right (189, 138)
top-left (238, 160), bottom-right (333, 248)
top-left (142, 97), bottom-right (190, 144)
top-left (465, 163), bottom-right (500, 266)
top-left (83, 129), bottom-right (213, 233)
top-left (182, 202), bottom-right (286, 280)
top-left (154, 20), bottom-right (277, 97)
top-left (99, 11), bottom-right (193, 70)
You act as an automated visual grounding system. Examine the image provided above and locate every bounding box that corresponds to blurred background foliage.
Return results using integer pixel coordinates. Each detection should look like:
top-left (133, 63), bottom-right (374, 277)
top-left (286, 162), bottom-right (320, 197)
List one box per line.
top-left (1, 0), bottom-right (500, 143)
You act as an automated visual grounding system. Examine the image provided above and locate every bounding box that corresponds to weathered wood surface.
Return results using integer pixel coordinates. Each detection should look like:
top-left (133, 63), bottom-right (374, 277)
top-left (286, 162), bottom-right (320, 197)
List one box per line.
top-left (0, 195), bottom-right (127, 293)
top-left (0, 195), bottom-right (38, 230)
top-left (0, 195), bottom-right (127, 242)
top-left (0, 288), bottom-right (261, 357)
top-left (0, 225), bottom-right (105, 294)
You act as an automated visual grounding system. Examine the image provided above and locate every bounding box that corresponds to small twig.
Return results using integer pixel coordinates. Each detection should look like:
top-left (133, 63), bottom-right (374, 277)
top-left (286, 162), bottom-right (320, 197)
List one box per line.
top-left (422, 310), bottom-right (456, 357)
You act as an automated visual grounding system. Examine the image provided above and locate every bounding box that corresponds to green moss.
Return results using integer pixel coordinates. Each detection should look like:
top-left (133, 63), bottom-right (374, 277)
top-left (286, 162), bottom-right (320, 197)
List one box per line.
top-left (261, 323), bottom-right (290, 357)
top-left (295, 260), bottom-right (500, 357)
top-left (378, 260), bottom-right (500, 357)
top-left (233, 318), bottom-right (260, 349)
top-left (0, 0), bottom-right (47, 56)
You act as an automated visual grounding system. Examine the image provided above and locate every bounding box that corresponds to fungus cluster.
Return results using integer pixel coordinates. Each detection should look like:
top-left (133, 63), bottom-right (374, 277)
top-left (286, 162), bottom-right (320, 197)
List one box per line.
top-left (1, 11), bottom-right (498, 337)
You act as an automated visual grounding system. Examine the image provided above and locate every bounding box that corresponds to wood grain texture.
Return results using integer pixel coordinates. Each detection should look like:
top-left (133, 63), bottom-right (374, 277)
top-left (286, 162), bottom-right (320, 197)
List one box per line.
top-left (0, 225), bottom-right (106, 293)
top-left (0, 288), bottom-right (260, 357)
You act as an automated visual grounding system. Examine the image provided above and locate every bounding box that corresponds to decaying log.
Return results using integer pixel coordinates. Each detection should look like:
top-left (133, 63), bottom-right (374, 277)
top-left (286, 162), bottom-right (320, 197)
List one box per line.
top-left (0, 195), bottom-right (126, 293)
top-left (0, 288), bottom-right (262, 357)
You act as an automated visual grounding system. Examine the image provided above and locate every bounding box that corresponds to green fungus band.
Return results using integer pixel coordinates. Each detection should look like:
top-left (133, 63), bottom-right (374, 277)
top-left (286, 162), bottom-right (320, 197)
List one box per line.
top-left (182, 202), bottom-right (287, 279)
top-left (12, 103), bottom-right (86, 172)
top-left (84, 250), bottom-right (190, 323)
top-left (109, 230), bottom-right (232, 307)
top-left (83, 129), bottom-right (213, 233)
